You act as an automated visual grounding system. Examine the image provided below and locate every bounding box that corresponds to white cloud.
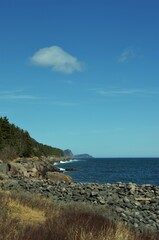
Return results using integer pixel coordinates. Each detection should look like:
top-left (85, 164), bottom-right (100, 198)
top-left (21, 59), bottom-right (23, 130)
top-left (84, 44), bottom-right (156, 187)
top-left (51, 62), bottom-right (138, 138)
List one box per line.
top-left (30, 45), bottom-right (83, 74)
top-left (92, 88), bottom-right (159, 97)
top-left (0, 93), bottom-right (37, 100)
top-left (50, 101), bottom-right (79, 106)
top-left (0, 90), bottom-right (39, 101)
top-left (118, 47), bottom-right (136, 63)
top-left (98, 89), bottom-right (142, 96)
top-left (0, 90), bottom-right (79, 107)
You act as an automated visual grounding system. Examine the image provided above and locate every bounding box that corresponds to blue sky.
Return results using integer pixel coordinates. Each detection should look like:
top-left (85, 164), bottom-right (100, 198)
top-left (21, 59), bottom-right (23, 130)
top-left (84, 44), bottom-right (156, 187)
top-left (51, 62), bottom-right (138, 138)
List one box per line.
top-left (0, 0), bottom-right (159, 157)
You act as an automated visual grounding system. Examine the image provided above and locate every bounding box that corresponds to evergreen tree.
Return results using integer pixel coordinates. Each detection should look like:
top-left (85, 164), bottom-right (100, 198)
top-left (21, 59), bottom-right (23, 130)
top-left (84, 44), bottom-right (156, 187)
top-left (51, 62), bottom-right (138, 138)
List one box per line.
top-left (0, 116), bottom-right (64, 161)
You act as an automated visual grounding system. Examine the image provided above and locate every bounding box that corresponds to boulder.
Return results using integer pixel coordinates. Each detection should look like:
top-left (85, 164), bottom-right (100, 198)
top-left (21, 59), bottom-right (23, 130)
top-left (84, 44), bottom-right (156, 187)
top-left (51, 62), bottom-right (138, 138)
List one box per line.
top-left (34, 159), bottom-right (60, 177)
top-left (8, 162), bottom-right (30, 177)
top-left (0, 172), bottom-right (9, 180)
top-left (65, 167), bottom-right (77, 171)
top-left (0, 163), bottom-right (9, 174)
top-left (46, 172), bottom-right (73, 183)
top-left (28, 167), bottom-right (39, 177)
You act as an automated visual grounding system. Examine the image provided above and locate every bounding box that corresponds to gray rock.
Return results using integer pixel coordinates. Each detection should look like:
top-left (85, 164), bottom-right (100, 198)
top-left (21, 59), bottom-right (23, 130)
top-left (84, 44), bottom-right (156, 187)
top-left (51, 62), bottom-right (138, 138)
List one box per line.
top-left (127, 183), bottom-right (136, 192)
top-left (0, 163), bottom-right (9, 174)
top-left (115, 207), bottom-right (124, 213)
top-left (97, 196), bottom-right (106, 205)
top-left (0, 172), bottom-right (9, 180)
top-left (123, 197), bottom-right (130, 203)
top-left (65, 167), bottom-right (77, 171)
top-left (46, 171), bottom-right (73, 183)
top-left (134, 223), bottom-right (139, 228)
top-left (91, 191), bottom-right (99, 197)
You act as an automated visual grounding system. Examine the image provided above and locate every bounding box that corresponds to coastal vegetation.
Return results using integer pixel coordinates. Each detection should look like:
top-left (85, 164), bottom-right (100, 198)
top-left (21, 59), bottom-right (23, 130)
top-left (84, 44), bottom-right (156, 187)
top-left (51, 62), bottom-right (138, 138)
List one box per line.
top-left (0, 116), bottom-right (64, 162)
top-left (0, 118), bottom-right (158, 239)
top-left (0, 190), bottom-right (158, 240)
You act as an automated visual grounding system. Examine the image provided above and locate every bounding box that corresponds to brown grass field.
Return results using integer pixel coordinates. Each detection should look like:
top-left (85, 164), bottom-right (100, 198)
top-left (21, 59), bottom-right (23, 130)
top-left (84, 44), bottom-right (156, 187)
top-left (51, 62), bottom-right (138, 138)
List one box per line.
top-left (0, 190), bottom-right (158, 240)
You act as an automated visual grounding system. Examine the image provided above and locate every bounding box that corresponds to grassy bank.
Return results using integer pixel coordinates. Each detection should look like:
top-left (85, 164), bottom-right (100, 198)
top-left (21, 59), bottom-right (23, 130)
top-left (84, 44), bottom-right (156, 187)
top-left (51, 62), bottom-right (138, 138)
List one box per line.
top-left (0, 190), bottom-right (158, 240)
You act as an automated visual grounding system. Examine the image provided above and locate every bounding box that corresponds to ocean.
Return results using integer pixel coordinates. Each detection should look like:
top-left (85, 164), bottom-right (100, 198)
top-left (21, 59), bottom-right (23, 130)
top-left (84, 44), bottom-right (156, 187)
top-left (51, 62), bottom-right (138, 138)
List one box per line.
top-left (54, 158), bottom-right (159, 186)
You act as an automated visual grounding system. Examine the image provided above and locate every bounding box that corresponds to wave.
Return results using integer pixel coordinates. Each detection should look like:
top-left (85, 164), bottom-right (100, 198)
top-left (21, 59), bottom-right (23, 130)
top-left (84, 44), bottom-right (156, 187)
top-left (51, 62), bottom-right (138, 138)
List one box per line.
top-left (53, 162), bottom-right (59, 166)
top-left (53, 159), bottom-right (79, 166)
top-left (59, 167), bottom-right (65, 172)
top-left (59, 159), bottom-right (79, 164)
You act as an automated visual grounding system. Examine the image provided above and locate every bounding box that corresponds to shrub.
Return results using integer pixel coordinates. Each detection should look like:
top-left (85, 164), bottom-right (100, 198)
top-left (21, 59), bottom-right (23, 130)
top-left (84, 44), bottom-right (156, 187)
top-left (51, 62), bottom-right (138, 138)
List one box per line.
top-left (0, 191), bottom-right (158, 240)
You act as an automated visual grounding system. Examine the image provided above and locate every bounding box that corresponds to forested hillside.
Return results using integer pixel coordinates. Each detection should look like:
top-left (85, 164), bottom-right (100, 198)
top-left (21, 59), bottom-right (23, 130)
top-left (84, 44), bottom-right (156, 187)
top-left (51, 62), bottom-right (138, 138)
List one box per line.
top-left (0, 117), bottom-right (64, 161)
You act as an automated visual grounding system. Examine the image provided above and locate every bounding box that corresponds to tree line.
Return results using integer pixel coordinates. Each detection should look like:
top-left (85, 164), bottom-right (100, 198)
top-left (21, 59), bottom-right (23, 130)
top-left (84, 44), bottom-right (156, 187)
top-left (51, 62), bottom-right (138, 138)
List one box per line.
top-left (0, 116), bottom-right (64, 161)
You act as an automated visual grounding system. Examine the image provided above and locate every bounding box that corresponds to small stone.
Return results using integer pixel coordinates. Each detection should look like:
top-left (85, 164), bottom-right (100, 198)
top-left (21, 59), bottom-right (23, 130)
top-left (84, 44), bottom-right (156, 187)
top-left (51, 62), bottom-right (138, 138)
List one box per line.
top-left (97, 196), bottom-right (105, 205)
top-left (80, 189), bottom-right (85, 195)
top-left (123, 197), bottom-right (130, 203)
top-left (91, 191), bottom-right (98, 197)
top-left (134, 201), bottom-right (141, 207)
top-left (116, 207), bottom-right (123, 213)
top-left (127, 183), bottom-right (136, 192)
top-left (99, 199), bottom-right (106, 205)
top-left (134, 223), bottom-right (139, 228)
top-left (121, 212), bottom-right (127, 218)
top-left (0, 172), bottom-right (9, 180)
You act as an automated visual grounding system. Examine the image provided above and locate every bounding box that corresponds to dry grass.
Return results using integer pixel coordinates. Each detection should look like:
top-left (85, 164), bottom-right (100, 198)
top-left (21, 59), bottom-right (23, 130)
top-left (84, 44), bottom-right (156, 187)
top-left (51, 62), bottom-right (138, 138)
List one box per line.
top-left (8, 199), bottom-right (46, 225)
top-left (0, 190), bottom-right (158, 240)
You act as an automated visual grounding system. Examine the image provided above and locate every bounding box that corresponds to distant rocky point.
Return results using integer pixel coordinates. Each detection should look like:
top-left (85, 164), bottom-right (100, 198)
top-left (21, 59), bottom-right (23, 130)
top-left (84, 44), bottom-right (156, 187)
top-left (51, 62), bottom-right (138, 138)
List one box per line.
top-left (64, 149), bottom-right (74, 158)
top-left (64, 149), bottom-right (93, 159)
top-left (74, 154), bottom-right (93, 159)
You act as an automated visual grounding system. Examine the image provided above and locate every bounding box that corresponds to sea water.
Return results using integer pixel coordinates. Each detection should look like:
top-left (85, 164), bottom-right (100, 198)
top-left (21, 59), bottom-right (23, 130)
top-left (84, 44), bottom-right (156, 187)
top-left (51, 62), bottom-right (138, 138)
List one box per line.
top-left (54, 158), bottom-right (159, 186)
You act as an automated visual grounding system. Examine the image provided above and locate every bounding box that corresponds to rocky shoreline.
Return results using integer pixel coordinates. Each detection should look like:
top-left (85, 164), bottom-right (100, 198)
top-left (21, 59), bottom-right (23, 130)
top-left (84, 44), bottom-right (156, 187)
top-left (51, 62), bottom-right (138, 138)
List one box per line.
top-left (0, 157), bottom-right (159, 234)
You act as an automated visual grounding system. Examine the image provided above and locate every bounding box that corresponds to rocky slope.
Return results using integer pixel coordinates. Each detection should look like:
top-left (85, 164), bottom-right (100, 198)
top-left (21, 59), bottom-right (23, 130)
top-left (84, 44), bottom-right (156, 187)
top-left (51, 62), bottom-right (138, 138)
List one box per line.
top-left (0, 157), bottom-right (72, 182)
top-left (0, 157), bottom-right (159, 235)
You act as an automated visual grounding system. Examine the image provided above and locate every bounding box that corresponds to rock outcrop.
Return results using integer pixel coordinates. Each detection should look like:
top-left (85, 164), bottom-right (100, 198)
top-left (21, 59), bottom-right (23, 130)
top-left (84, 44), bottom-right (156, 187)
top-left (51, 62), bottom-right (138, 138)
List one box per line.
top-left (46, 172), bottom-right (73, 183)
top-left (0, 157), bottom-right (71, 182)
